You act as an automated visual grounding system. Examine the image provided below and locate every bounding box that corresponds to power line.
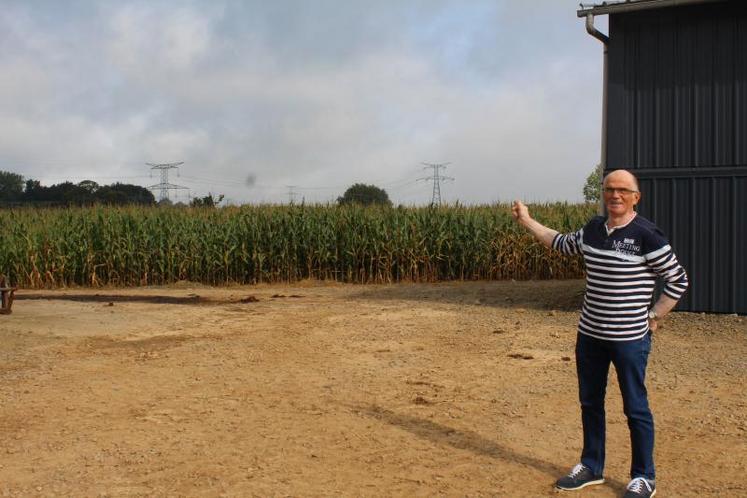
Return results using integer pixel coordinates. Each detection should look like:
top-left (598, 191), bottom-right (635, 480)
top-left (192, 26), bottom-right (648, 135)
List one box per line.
top-left (418, 162), bottom-right (454, 206)
top-left (387, 179), bottom-right (421, 191)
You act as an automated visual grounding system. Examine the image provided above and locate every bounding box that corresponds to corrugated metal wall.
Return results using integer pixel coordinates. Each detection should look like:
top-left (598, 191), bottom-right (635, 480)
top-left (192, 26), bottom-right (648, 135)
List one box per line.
top-left (606, 1), bottom-right (747, 313)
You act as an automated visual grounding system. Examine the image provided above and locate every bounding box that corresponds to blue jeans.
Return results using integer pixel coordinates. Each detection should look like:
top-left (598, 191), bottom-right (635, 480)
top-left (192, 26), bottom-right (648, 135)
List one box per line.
top-left (575, 332), bottom-right (655, 480)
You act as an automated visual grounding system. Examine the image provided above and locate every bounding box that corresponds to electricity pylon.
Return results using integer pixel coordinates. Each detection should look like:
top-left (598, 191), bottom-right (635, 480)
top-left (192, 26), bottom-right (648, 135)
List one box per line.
top-left (418, 162), bottom-right (454, 206)
top-left (147, 162), bottom-right (189, 202)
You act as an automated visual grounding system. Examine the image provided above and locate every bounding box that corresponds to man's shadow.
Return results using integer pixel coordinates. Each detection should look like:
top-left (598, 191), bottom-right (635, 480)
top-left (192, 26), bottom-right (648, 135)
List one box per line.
top-left (354, 403), bottom-right (626, 493)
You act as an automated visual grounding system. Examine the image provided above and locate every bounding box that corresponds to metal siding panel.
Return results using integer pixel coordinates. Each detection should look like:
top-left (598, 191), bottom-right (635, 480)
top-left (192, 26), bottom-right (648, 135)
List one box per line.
top-left (638, 179), bottom-right (655, 219)
top-left (625, 16), bottom-right (640, 168)
top-left (653, 177), bottom-right (673, 235)
top-left (737, 177), bottom-right (747, 313)
top-left (673, 9), bottom-right (697, 167)
top-left (672, 178), bottom-right (694, 310)
top-left (694, 17), bottom-right (715, 167)
top-left (638, 18), bottom-right (658, 167)
top-left (610, 3), bottom-right (747, 170)
top-left (649, 178), bottom-right (680, 308)
top-left (608, 14), bottom-right (627, 168)
top-left (655, 15), bottom-right (676, 168)
top-left (737, 12), bottom-right (747, 164)
top-left (714, 15), bottom-right (736, 166)
top-left (689, 178), bottom-right (713, 311)
top-left (713, 178), bottom-right (733, 312)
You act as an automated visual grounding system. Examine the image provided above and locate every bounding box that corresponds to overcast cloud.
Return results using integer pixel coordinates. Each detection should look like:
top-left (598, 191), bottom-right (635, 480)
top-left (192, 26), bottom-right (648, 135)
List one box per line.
top-left (0, 0), bottom-right (608, 205)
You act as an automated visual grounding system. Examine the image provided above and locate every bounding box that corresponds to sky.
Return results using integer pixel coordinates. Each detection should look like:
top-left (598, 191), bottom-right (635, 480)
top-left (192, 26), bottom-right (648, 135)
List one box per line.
top-left (0, 0), bottom-right (609, 205)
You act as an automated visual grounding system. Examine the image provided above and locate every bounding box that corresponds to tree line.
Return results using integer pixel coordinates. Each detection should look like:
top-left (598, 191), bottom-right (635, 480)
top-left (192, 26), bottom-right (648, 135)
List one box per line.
top-left (0, 170), bottom-right (155, 206)
top-left (0, 170), bottom-right (395, 208)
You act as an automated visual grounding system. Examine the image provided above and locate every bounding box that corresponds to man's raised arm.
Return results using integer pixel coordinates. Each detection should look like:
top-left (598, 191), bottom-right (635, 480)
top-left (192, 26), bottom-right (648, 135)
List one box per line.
top-left (511, 200), bottom-right (559, 249)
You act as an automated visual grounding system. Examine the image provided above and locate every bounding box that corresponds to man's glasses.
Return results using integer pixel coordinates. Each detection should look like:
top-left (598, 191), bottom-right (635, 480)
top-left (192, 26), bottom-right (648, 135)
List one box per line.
top-left (603, 187), bottom-right (639, 196)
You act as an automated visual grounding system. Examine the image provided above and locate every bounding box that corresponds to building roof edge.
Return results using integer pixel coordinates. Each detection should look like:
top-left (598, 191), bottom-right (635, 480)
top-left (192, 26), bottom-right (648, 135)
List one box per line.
top-left (577, 0), bottom-right (727, 18)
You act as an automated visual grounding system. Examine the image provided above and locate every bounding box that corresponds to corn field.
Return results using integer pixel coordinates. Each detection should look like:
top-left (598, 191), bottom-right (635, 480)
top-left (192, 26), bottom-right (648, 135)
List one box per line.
top-left (0, 203), bottom-right (596, 288)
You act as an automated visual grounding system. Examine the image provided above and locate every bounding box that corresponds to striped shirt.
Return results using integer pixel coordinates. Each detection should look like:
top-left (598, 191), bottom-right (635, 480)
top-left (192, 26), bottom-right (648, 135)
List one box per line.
top-left (552, 214), bottom-right (689, 341)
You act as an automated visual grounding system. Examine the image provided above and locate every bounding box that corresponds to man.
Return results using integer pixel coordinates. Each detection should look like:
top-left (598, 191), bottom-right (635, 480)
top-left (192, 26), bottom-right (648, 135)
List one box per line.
top-left (511, 169), bottom-right (688, 498)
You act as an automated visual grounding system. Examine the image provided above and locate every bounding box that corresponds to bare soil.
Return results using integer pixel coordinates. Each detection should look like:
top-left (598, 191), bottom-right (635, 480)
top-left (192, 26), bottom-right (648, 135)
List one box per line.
top-left (1, 280), bottom-right (745, 497)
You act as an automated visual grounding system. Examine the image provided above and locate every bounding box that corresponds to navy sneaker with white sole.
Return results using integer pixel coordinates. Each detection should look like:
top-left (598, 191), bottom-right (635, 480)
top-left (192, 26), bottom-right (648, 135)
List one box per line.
top-left (623, 477), bottom-right (656, 497)
top-left (555, 463), bottom-right (605, 491)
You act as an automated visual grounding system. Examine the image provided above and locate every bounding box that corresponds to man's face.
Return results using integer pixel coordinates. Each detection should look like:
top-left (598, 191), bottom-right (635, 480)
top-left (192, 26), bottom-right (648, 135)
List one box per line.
top-left (603, 172), bottom-right (640, 218)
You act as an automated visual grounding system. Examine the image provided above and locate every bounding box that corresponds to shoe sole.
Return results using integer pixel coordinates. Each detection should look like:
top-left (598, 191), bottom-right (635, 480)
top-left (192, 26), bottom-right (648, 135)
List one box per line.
top-left (555, 478), bottom-right (605, 491)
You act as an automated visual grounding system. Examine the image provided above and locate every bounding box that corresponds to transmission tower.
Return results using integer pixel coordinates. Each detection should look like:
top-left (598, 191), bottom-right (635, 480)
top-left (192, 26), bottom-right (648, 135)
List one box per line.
top-left (286, 185), bottom-right (298, 204)
top-left (418, 162), bottom-right (454, 206)
top-left (147, 162), bottom-right (189, 202)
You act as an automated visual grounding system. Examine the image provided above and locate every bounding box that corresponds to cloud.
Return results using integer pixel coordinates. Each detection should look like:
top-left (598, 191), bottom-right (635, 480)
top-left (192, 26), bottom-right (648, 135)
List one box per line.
top-left (107, 3), bottom-right (216, 73)
top-left (0, 0), bottom-right (603, 204)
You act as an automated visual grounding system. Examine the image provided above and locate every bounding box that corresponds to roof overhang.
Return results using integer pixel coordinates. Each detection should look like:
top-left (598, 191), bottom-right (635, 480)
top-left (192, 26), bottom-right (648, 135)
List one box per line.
top-left (577, 0), bottom-right (727, 17)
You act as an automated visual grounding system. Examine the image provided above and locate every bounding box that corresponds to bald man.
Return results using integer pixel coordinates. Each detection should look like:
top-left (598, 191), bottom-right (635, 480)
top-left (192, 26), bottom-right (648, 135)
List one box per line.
top-left (512, 169), bottom-right (688, 498)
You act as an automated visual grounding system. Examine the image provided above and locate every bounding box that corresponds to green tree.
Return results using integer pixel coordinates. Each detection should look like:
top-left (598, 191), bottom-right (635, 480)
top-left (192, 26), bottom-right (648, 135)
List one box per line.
top-left (583, 164), bottom-right (603, 203)
top-left (190, 193), bottom-right (224, 208)
top-left (0, 170), bottom-right (24, 202)
top-left (77, 180), bottom-right (100, 194)
top-left (337, 183), bottom-right (391, 206)
top-left (96, 183), bottom-right (155, 205)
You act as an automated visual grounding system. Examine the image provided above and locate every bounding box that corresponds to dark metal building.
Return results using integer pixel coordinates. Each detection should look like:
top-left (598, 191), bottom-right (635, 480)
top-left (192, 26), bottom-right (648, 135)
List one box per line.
top-left (579, 0), bottom-right (747, 313)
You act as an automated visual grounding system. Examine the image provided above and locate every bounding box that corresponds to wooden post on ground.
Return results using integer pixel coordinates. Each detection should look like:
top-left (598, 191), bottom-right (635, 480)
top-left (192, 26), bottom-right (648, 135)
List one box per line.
top-left (0, 275), bottom-right (17, 315)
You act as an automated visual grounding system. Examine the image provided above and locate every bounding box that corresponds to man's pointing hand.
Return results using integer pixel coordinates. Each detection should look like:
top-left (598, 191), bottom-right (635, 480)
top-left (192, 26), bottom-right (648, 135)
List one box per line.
top-left (512, 200), bottom-right (530, 225)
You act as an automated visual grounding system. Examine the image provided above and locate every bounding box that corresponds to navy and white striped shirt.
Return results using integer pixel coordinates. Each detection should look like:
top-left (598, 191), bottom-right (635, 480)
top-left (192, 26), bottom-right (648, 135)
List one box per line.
top-left (553, 214), bottom-right (689, 341)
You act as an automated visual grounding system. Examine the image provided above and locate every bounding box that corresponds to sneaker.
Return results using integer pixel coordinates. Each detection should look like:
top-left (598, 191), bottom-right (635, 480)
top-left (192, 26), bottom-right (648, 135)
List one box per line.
top-left (624, 477), bottom-right (656, 497)
top-left (555, 463), bottom-right (604, 491)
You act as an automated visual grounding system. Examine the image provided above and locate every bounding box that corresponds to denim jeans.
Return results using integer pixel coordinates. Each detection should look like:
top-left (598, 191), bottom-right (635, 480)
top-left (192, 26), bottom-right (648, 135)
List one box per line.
top-left (575, 331), bottom-right (655, 480)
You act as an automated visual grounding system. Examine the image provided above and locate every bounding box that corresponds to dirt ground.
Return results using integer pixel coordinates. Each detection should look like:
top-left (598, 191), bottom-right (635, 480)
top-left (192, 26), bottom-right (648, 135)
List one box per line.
top-left (1, 280), bottom-right (745, 497)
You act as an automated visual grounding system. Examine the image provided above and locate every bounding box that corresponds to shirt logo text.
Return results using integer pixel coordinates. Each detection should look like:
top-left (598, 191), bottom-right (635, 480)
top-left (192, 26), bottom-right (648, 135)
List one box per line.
top-left (612, 239), bottom-right (641, 256)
